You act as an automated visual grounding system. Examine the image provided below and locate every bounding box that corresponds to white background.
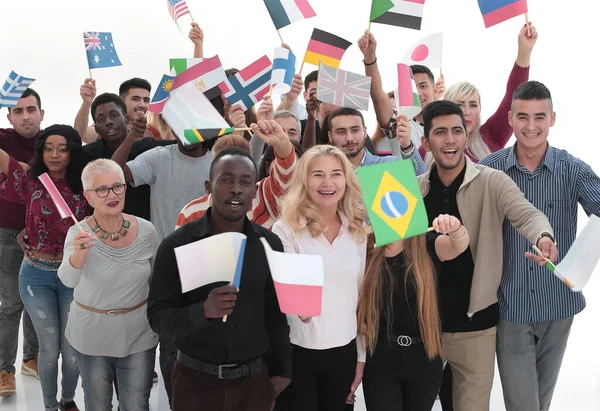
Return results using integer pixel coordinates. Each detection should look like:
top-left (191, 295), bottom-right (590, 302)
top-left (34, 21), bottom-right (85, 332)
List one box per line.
top-left (1, 0), bottom-right (600, 410)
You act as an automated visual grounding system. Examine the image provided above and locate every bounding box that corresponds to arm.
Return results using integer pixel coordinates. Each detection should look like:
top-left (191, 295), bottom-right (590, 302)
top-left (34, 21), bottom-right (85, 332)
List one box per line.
top-left (73, 79), bottom-right (98, 144)
top-left (250, 97), bottom-right (275, 163)
top-left (389, 115), bottom-right (427, 175)
top-left (576, 160), bottom-right (600, 217)
top-left (276, 74), bottom-right (303, 112)
top-left (111, 117), bottom-right (148, 184)
top-left (189, 23), bottom-right (204, 59)
top-left (302, 90), bottom-right (319, 150)
top-left (358, 31), bottom-right (394, 129)
top-left (0, 155), bottom-right (30, 204)
top-left (58, 227), bottom-right (95, 288)
top-left (431, 214), bottom-right (470, 261)
top-left (480, 24), bottom-right (536, 152)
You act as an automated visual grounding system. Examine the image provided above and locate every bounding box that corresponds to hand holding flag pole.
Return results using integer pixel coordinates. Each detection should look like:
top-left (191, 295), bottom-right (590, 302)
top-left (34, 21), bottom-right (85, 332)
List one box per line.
top-left (525, 13), bottom-right (531, 36)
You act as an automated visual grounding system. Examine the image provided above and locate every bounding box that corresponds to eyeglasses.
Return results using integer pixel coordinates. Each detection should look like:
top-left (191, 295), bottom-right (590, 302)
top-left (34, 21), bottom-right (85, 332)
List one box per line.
top-left (88, 183), bottom-right (126, 198)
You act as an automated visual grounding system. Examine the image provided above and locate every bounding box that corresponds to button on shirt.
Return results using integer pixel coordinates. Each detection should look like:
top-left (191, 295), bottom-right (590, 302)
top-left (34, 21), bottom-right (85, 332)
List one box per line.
top-left (480, 145), bottom-right (600, 323)
top-left (147, 208), bottom-right (292, 378)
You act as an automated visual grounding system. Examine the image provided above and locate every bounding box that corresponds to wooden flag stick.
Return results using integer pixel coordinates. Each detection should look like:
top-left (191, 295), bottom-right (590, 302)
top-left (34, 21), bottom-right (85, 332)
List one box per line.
top-left (70, 215), bottom-right (85, 233)
top-left (88, 68), bottom-right (93, 80)
top-left (276, 29), bottom-right (285, 45)
top-left (525, 13), bottom-right (531, 37)
top-left (367, 21), bottom-right (372, 34)
top-left (189, 10), bottom-right (196, 23)
top-left (234, 127), bottom-right (252, 131)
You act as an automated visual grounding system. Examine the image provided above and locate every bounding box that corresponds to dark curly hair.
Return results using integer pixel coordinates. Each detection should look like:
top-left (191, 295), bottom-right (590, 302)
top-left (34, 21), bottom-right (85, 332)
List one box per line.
top-left (29, 125), bottom-right (84, 194)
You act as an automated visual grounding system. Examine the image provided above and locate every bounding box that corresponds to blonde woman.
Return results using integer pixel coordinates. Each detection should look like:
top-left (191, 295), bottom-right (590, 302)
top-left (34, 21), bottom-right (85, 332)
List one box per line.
top-left (358, 216), bottom-right (469, 411)
top-left (271, 145), bottom-right (369, 411)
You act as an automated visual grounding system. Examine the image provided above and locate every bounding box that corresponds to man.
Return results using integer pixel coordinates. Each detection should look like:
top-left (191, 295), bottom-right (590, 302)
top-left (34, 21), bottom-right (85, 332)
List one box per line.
top-left (359, 31), bottom-right (443, 152)
top-left (479, 81), bottom-right (600, 411)
top-left (277, 70), bottom-right (317, 121)
top-left (327, 107), bottom-right (426, 174)
top-left (82, 93), bottom-right (175, 221)
top-left (148, 147), bottom-right (292, 411)
top-left (74, 77), bottom-right (154, 143)
top-left (177, 120), bottom-right (296, 230)
top-left (0, 89), bottom-right (42, 396)
top-left (418, 100), bottom-right (558, 411)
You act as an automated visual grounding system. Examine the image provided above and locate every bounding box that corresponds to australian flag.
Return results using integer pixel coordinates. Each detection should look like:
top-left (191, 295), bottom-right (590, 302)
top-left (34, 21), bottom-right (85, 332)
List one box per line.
top-left (83, 32), bottom-right (122, 70)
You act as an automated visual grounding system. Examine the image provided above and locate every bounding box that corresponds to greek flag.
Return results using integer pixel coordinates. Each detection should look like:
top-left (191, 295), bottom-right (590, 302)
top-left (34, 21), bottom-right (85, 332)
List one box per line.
top-left (0, 71), bottom-right (36, 108)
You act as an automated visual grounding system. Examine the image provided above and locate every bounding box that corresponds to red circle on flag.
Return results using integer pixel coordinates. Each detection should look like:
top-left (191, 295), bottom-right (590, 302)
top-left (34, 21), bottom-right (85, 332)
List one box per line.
top-left (411, 45), bottom-right (430, 62)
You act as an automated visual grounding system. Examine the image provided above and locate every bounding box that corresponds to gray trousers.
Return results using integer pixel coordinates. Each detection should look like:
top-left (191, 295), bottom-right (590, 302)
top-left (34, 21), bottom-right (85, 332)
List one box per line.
top-left (497, 317), bottom-right (573, 411)
top-left (0, 228), bottom-right (38, 374)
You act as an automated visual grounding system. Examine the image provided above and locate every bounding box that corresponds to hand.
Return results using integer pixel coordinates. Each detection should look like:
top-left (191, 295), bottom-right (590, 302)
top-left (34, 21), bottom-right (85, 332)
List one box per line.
top-left (434, 73), bottom-right (445, 100)
top-left (16, 229), bottom-right (34, 257)
top-left (270, 376), bottom-right (291, 398)
top-left (256, 96), bottom-right (274, 122)
top-left (346, 362), bottom-right (365, 404)
top-left (432, 214), bottom-right (462, 235)
top-left (250, 120), bottom-right (292, 158)
top-left (80, 78), bottom-right (97, 105)
top-left (69, 230), bottom-right (96, 269)
top-left (228, 104), bottom-right (247, 128)
top-left (281, 43), bottom-right (293, 53)
top-left (518, 22), bottom-right (538, 55)
top-left (358, 31), bottom-right (377, 62)
top-left (306, 89), bottom-right (320, 120)
top-left (526, 237), bottom-right (559, 266)
top-left (286, 74), bottom-right (303, 102)
top-left (188, 23), bottom-right (204, 46)
top-left (202, 285), bottom-right (238, 319)
top-left (128, 116), bottom-right (147, 141)
top-left (395, 114), bottom-right (411, 150)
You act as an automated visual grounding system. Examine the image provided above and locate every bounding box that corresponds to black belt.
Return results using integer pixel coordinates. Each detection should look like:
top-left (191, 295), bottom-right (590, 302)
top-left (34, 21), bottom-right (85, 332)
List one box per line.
top-left (177, 351), bottom-right (266, 380)
top-left (392, 334), bottom-right (423, 347)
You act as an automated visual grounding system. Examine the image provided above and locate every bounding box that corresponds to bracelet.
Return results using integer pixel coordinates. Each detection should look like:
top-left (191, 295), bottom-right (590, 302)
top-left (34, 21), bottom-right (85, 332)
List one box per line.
top-left (401, 142), bottom-right (413, 151)
top-left (449, 227), bottom-right (467, 241)
top-left (363, 58), bottom-right (377, 66)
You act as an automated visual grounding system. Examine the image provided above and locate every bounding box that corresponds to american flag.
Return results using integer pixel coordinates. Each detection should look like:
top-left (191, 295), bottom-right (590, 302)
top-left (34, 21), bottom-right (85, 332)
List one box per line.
top-left (316, 63), bottom-right (372, 111)
top-left (84, 32), bottom-right (102, 51)
top-left (168, 0), bottom-right (190, 24)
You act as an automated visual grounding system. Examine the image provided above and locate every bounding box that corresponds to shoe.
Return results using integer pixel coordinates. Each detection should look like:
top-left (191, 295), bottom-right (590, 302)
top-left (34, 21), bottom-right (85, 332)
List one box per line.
top-left (0, 370), bottom-right (16, 397)
top-left (153, 370), bottom-right (158, 384)
top-left (58, 399), bottom-right (80, 411)
top-left (21, 356), bottom-right (39, 379)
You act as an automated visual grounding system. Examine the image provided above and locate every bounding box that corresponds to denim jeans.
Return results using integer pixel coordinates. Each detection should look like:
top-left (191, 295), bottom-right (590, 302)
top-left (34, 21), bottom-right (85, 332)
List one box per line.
top-left (76, 347), bottom-right (155, 411)
top-left (0, 228), bottom-right (38, 374)
top-left (19, 258), bottom-right (79, 411)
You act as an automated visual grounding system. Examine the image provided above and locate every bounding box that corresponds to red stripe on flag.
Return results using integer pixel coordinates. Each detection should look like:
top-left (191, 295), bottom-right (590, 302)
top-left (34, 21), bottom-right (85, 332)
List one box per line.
top-left (294, 0), bottom-right (317, 18)
top-left (306, 40), bottom-right (346, 60)
top-left (172, 56), bottom-right (222, 90)
top-left (254, 84), bottom-right (271, 103)
top-left (405, 0), bottom-right (426, 3)
top-left (273, 281), bottom-right (323, 317)
top-left (396, 64), bottom-right (414, 106)
top-left (38, 173), bottom-right (74, 220)
top-left (483, 0), bottom-right (528, 27)
top-left (240, 56), bottom-right (272, 81)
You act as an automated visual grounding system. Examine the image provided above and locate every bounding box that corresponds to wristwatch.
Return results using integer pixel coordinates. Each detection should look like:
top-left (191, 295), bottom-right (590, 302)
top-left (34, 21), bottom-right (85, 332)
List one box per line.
top-left (536, 232), bottom-right (556, 247)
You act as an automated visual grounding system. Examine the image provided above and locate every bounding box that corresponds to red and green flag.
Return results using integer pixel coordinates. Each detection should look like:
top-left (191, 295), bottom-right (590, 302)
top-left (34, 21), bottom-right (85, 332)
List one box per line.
top-left (395, 64), bottom-right (421, 119)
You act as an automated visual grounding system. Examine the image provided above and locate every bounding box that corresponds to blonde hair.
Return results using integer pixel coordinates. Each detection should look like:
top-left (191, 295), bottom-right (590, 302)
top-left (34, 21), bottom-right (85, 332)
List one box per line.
top-left (443, 82), bottom-right (491, 162)
top-left (81, 159), bottom-right (125, 190)
top-left (358, 234), bottom-right (442, 359)
top-left (279, 145), bottom-right (368, 240)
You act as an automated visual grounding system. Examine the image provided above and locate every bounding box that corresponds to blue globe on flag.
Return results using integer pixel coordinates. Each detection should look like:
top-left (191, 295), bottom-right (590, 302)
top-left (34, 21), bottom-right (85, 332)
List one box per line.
top-left (380, 191), bottom-right (409, 219)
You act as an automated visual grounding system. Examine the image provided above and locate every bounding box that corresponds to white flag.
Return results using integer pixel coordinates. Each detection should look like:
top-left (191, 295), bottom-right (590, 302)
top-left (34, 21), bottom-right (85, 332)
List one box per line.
top-left (402, 33), bottom-right (443, 69)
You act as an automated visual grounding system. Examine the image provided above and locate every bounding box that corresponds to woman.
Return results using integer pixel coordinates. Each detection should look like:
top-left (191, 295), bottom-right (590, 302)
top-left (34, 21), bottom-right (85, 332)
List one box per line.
top-left (58, 159), bottom-right (158, 411)
top-left (257, 139), bottom-right (304, 180)
top-left (0, 124), bottom-right (89, 411)
top-left (358, 216), bottom-right (470, 411)
top-left (272, 145), bottom-right (369, 411)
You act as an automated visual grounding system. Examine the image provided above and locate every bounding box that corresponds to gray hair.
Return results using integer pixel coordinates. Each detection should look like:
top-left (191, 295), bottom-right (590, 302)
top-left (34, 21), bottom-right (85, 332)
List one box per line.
top-left (274, 110), bottom-right (301, 132)
top-left (81, 159), bottom-right (126, 190)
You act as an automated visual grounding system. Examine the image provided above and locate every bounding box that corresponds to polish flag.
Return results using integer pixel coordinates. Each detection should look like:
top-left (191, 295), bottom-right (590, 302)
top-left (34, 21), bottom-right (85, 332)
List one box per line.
top-left (260, 238), bottom-right (324, 317)
top-left (38, 173), bottom-right (74, 220)
top-left (402, 32), bottom-right (443, 69)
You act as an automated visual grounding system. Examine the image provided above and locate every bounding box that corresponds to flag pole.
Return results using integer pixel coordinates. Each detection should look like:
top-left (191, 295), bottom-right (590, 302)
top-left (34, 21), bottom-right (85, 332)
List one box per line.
top-left (70, 215), bottom-right (85, 233)
top-left (188, 10), bottom-right (196, 23)
top-left (276, 29), bottom-right (285, 45)
top-left (525, 13), bottom-right (531, 37)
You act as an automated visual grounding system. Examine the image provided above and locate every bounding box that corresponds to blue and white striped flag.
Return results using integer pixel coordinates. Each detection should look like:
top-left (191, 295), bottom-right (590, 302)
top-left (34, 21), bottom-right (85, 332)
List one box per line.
top-left (270, 47), bottom-right (296, 94)
top-left (0, 71), bottom-right (36, 108)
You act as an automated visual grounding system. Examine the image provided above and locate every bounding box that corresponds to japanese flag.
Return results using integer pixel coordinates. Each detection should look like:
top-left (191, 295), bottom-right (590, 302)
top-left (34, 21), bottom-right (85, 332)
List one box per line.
top-left (402, 33), bottom-right (443, 69)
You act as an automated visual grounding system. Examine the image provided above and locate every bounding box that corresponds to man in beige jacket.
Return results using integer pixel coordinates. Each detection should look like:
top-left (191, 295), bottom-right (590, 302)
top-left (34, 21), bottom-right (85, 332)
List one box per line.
top-left (417, 100), bottom-right (558, 411)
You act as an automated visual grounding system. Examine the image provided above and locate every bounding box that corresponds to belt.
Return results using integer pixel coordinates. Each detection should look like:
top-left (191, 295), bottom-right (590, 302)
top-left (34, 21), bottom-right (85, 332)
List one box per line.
top-left (392, 334), bottom-right (423, 347)
top-left (75, 299), bottom-right (147, 316)
top-left (177, 351), bottom-right (266, 380)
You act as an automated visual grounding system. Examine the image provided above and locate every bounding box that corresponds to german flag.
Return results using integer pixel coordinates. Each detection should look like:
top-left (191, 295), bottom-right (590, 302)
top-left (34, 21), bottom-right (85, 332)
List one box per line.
top-left (303, 29), bottom-right (352, 69)
top-left (183, 127), bottom-right (234, 144)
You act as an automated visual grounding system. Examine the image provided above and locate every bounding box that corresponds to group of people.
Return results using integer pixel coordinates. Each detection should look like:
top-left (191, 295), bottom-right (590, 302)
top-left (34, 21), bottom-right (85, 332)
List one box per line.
top-left (0, 20), bottom-right (599, 411)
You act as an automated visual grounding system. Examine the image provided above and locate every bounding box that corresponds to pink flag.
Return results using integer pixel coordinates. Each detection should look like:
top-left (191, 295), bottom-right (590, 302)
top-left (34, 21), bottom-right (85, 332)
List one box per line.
top-left (38, 173), bottom-right (74, 219)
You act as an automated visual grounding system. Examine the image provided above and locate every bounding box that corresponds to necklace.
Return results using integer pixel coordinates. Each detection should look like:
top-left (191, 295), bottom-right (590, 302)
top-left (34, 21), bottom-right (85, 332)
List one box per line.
top-left (91, 215), bottom-right (130, 241)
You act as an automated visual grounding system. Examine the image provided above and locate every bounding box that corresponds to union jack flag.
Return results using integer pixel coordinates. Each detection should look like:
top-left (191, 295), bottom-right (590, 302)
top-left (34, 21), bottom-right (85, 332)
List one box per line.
top-left (316, 62), bottom-right (372, 111)
top-left (0, 71), bottom-right (36, 108)
top-left (220, 56), bottom-right (272, 111)
top-left (168, 0), bottom-right (190, 24)
top-left (84, 32), bottom-right (101, 51)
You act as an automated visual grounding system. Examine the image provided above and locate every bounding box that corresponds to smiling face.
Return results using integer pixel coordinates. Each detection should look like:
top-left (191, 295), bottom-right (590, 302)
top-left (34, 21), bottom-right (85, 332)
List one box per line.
top-left (42, 135), bottom-right (70, 175)
top-left (509, 98), bottom-right (555, 153)
top-left (455, 92), bottom-right (481, 135)
top-left (7, 96), bottom-right (44, 138)
top-left (123, 88), bottom-right (150, 120)
top-left (328, 115), bottom-right (367, 160)
top-left (307, 155), bottom-right (346, 211)
top-left (94, 102), bottom-right (128, 143)
top-left (414, 73), bottom-right (435, 109)
top-left (84, 171), bottom-right (126, 216)
top-left (422, 114), bottom-right (467, 171)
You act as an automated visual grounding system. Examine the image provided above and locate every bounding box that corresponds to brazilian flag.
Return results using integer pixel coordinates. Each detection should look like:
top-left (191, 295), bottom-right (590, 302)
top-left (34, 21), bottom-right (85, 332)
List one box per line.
top-left (357, 159), bottom-right (428, 247)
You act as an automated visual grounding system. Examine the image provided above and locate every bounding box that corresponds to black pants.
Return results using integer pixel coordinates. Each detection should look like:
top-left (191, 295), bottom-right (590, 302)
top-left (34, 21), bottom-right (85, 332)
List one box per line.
top-left (159, 334), bottom-right (177, 407)
top-left (439, 366), bottom-right (453, 410)
top-left (276, 341), bottom-right (356, 411)
top-left (362, 340), bottom-right (443, 411)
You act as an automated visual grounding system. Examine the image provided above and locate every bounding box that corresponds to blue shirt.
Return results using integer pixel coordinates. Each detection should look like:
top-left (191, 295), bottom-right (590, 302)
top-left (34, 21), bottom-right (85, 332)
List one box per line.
top-left (480, 145), bottom-right (600, 323)
top-left (360, 148), bottom-right (427, 175)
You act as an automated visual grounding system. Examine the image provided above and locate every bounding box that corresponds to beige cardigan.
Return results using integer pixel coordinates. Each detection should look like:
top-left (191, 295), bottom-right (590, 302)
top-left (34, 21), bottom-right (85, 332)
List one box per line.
top-left (418, 158), bottom-right (553, 316)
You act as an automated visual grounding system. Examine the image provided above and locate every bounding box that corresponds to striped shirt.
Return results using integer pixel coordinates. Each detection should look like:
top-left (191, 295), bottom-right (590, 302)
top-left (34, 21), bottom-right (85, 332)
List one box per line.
top-left (480, 145), bottom-right (600, 323)
top-left (176, 150), bottom-right (296, 230)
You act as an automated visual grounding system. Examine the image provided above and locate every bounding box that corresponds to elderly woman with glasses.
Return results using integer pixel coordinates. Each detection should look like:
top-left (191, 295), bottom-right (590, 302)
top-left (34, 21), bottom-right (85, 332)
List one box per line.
top-left (58, 159), bottom-right (158, 411)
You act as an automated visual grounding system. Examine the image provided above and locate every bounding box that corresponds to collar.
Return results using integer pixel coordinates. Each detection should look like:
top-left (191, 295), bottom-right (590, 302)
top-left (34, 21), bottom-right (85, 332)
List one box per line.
top-left (359, 148), bottom-right (371, 166)
top-left (191, 207), bottom-right (260, 239)
top-left (298, 211), bottom-right (350, 230)
top-left (430, 162), bottom-right (466, 191)
top-left (504, 144), bottom-right (556, 173)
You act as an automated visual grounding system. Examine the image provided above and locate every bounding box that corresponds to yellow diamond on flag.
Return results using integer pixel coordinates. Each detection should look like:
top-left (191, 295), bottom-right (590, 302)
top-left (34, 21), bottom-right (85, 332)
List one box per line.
top-left (371, 171), bottom-right (418, 238)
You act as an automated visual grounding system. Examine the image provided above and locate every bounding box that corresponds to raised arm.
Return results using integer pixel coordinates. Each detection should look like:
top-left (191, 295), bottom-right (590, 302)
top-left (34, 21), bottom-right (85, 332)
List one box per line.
top-left (110, 117), bottom-right (147, 183)
top-left (189, 23), bottom-right (204, 59)
top-left (0, 154), bottom-right (30, 203)
top-left (358, 31), bottom-right (394, 129)
top-left (302, 89), bottom-right (320, 150)
top-left (276, 74), bottom-right (303, 113)
top-left (390, 114), bottom-right (427, 175)
top-left (74, 78), bottom-right (99, 144)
